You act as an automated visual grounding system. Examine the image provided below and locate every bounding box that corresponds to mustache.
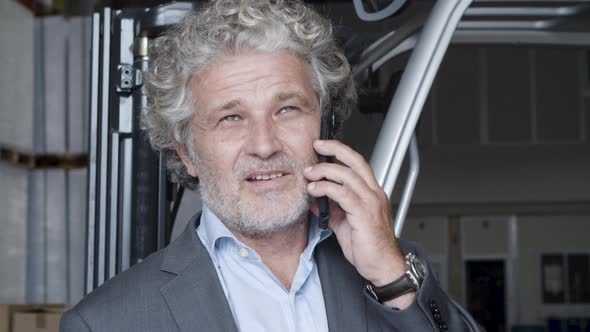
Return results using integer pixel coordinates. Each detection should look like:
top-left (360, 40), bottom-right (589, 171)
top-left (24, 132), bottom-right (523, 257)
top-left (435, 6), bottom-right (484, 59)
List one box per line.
top-left (234, 154), bottom-right (317, 179)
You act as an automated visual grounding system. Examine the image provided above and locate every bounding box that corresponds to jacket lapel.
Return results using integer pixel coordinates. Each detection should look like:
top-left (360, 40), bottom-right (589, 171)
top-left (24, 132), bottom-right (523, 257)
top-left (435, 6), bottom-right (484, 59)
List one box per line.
top-left (316, 236), bottom-right (368, 332)
top-left (159, 213), bottom-right (368, 332)
top-left (159, 214), bottom-right (238, 332)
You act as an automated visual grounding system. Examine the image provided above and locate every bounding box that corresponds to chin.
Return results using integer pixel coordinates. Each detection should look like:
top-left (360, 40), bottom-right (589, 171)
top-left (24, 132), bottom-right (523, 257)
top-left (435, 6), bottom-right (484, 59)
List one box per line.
top-left (219, 189), bottom-right (311, 239)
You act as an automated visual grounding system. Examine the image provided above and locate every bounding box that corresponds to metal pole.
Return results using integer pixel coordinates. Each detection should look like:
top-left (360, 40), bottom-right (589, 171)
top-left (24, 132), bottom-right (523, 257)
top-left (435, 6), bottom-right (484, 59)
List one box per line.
top-left (369, 0), bottom-right (472, 198)
top-left (130, 33), bottom-right (159, 264)
top-left (393, 135), bottom-right (419, 237)
top-left (85, 12), bottom-right (100, 295)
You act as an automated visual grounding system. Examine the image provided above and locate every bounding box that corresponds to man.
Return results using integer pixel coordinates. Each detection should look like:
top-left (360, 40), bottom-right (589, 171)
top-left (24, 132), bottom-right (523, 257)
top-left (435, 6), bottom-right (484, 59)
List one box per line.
top-left (61, 0), bottom-right (480, 331)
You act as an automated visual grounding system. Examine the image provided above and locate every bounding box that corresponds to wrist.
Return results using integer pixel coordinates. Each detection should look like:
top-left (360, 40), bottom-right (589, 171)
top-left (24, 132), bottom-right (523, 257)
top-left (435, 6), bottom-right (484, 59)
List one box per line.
top-left (366, 253), bottom-right (427, 304)
top-left (367, 255), bottom-right (406, 287)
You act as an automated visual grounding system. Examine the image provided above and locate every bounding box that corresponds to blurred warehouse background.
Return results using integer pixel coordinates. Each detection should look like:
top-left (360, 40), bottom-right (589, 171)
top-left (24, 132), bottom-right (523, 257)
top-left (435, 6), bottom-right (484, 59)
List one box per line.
top-left (1, 0), bottom-right (589, 331)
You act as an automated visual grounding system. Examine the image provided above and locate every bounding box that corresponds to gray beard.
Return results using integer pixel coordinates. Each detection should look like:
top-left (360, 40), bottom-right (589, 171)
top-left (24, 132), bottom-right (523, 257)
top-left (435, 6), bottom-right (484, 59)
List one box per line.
top-left (193, 152), bottom-right (313, 239)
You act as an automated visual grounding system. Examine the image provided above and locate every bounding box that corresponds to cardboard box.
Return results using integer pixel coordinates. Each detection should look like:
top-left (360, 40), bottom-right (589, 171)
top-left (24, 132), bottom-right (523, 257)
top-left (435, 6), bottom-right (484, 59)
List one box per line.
top-left (12, 312), bottom-right (61, 332)
top-left (0, 305), bottom-right (65, 332)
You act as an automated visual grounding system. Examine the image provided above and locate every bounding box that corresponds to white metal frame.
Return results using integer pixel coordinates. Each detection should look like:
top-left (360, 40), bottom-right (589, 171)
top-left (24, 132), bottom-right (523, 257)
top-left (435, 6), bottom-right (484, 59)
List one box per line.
top-left (453, 31), bottom-right (590, 47)
top-left (369, 0), bottom-right (473, 237)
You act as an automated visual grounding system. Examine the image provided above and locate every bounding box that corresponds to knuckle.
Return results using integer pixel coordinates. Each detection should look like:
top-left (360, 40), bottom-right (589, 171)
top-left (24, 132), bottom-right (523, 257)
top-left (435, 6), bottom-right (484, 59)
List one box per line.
top-left (340, 185), bottom-right (350, 197)
top-left (350, 150), bottom-right (365, 165)
top-left (341, 184), bottom-right (356, 200)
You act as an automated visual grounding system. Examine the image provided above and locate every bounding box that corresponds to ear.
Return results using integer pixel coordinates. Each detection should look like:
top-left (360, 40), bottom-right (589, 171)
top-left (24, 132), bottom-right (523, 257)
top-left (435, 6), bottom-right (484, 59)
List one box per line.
top-left (174, 144), bottom-right (198, 177)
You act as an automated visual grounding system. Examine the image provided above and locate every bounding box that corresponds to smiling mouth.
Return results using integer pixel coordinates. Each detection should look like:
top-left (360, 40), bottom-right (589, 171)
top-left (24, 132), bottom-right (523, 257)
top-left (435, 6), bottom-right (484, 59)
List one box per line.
top-left (247, 172), bottom-right (286, 182)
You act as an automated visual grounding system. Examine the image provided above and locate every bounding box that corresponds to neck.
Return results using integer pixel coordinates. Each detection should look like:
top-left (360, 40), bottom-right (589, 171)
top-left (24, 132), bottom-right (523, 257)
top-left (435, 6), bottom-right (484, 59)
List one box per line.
top-left (231, 215), bottom-right (309, 291)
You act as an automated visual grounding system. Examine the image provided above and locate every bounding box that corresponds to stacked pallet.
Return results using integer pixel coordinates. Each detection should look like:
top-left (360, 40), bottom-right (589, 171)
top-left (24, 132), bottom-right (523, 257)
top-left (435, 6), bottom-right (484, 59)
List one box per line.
top-left (0, 1), bottom-right (90, 306)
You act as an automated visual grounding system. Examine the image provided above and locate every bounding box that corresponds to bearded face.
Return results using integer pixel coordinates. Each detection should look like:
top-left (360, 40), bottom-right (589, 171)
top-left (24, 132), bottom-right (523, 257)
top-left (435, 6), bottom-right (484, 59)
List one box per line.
top-left (180, 51), bottom-right (321, 238)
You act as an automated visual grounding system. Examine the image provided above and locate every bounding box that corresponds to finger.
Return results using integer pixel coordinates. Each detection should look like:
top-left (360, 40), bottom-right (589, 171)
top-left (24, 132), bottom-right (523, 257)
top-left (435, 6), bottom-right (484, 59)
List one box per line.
top-left (307, 180), bottom-right (362, 216)
top-left (313, 140), bottom-right (381, 191)
top-left (304, 162), bottom-right (373, 200)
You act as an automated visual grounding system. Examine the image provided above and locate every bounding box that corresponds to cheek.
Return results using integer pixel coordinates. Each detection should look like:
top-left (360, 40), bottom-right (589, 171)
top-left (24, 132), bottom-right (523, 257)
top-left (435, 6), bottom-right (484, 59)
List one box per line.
top-left (193, 140), bottom-right (215, 165)
top-left (303, 116), bottom-right (321, 147)
top-left (215, 139), bottom-right (244, 173)
top-left (194, 135), bottom-right (237, 169)
top-left (287, 112), bottom-right (321, 139)
top-left (198, 126), bottom-right (238, 153)
top-left (283, 121), bottom-right (320, 163)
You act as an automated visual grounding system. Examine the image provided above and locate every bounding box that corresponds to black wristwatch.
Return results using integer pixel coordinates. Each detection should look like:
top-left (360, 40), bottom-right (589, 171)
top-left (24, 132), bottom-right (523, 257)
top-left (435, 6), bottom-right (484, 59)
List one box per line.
top-left (366, 253), bottom-right (427, 303)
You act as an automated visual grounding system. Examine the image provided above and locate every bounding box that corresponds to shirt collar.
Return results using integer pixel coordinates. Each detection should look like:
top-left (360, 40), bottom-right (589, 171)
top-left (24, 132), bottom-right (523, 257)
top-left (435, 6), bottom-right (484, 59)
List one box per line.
top-left (197, 204), bottom-right (332, 257)
top-left (303, 213), bottom-right (333, 261)
top-left (198, 204), bottom-right (236, 253)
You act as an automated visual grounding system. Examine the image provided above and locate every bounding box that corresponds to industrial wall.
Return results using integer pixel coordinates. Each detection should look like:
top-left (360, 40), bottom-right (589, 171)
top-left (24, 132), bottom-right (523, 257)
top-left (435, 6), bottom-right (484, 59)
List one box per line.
top-left (403, 215), bottom-right (590, 326)
top-left (386, 45), bottom-right (590, 327)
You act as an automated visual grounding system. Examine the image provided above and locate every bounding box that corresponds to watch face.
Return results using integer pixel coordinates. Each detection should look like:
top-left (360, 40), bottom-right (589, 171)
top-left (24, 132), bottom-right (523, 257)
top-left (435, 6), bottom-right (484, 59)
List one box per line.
top-left (410, 255), bottom-right (427, 282)
top-left (415, 259), bottom-right (427, 279)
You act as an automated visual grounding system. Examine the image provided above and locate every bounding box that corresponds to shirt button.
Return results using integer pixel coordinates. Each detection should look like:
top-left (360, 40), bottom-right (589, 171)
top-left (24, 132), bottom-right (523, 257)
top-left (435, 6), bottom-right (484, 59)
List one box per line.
top-left (239, 248), bottom-right (249, 257)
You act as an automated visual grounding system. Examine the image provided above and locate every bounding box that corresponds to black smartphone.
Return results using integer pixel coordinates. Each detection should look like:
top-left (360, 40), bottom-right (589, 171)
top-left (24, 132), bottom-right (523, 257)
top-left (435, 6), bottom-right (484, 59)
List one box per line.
top-left (318, 108), bottom-right (334, 229)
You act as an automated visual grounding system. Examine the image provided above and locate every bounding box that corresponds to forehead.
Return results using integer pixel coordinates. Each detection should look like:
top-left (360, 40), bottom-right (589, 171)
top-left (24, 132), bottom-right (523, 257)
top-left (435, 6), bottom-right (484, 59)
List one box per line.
top-left (190, 50), bottom-right (318, 112)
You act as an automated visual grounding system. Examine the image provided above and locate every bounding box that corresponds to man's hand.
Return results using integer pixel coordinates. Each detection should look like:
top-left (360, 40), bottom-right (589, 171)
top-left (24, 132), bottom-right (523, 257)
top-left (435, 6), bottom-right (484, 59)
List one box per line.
top-left (305, 139), bottom-right (416, 309)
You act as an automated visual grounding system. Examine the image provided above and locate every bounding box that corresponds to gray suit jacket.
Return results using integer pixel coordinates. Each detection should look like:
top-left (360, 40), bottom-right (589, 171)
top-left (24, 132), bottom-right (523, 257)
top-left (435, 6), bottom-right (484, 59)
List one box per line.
top-left (61, 214), bottom-right (479, 331)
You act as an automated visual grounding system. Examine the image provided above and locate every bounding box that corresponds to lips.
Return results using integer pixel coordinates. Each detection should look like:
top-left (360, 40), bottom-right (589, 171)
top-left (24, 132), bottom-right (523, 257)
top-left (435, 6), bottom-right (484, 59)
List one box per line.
top-left (245, 170), bottom-right (289, 182)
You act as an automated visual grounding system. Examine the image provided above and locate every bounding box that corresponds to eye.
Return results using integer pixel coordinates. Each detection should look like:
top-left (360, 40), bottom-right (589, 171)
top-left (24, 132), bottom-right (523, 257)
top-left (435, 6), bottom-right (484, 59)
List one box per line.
top-left (221, 114), bottom-right (241, 122)
top-left (279, 106), bottom-right (297, 114)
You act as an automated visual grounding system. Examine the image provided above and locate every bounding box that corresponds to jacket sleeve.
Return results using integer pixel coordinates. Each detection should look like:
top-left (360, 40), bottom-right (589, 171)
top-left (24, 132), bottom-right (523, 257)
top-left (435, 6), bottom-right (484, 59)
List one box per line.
top-left (60, 308), bottom-right (92, 332)
top-left (364, 240), bottom-right (484, 332)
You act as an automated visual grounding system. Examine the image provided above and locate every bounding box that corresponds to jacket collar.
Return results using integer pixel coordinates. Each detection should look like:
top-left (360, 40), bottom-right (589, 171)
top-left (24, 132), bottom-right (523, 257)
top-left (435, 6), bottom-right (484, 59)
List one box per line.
top-left (159, 212), bottom-right (367, 332)
top-left (159, 213), bottom-right (238, 332)
top-left (316, 235), bottom-right (368, 332)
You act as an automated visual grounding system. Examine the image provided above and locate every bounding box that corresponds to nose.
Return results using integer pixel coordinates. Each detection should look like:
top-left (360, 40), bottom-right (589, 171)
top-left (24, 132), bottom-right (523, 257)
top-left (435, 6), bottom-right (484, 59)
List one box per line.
top-left (244, 118), bottom-right (283, 159)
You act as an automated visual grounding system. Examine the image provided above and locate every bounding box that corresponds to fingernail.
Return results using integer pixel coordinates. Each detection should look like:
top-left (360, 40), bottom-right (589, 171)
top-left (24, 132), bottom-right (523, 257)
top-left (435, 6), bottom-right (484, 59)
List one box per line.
top-left (308, 182), bottom-right (316, 190)
top-left (315, 140), bottom-right (324, 146)
top-left (304, 166), bottom-right (312, 173)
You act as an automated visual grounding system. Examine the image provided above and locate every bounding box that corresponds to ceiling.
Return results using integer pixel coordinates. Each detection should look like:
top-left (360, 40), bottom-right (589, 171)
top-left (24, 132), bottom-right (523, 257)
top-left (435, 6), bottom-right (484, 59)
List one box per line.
top-left (454, 0), bottom-right (590, 45)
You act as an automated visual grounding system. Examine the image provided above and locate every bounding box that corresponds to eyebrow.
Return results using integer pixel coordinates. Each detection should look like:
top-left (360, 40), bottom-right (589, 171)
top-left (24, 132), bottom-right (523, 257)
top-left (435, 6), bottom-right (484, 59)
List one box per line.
top-left (212, 91), bottom-right (314, 114)
top-left (217, 99), bottom-right (241, 112)
top-left (275, 92), bottom-right (312, 108)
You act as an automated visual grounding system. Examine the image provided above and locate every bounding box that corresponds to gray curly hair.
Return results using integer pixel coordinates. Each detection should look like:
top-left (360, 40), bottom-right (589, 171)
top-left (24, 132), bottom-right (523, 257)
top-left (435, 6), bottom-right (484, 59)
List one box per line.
top-left (142, 0), bottom-right (357, 189)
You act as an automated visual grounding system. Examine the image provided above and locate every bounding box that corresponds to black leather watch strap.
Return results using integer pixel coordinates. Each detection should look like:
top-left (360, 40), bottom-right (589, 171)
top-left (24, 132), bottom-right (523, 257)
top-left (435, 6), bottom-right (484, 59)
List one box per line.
top-left (366, 272), bottom-right (416, 302)
top-left (366, 253), bottom-right (426, 303)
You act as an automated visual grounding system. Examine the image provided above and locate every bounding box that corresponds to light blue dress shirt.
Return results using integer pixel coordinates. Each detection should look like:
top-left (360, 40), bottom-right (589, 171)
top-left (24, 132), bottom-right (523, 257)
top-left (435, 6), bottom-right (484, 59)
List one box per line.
top-left (196, 205), bottom-right (333, 332)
